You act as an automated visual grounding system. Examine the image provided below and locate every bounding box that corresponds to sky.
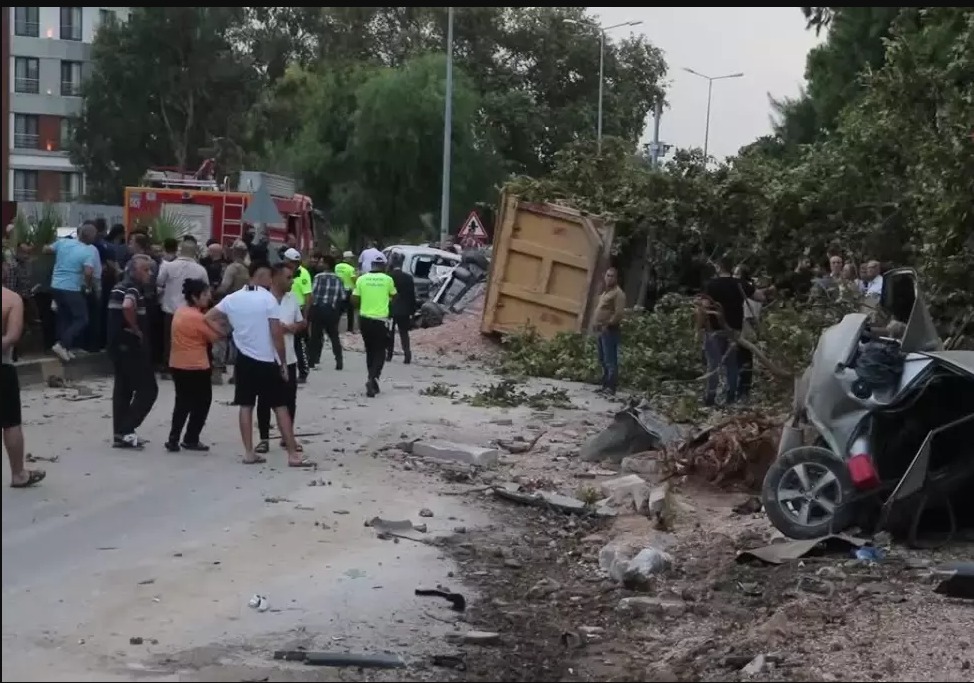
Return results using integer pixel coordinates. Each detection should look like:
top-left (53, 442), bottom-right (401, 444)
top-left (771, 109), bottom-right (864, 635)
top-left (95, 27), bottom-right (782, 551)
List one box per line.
top-left (590, 6), bottom-right (824, 160)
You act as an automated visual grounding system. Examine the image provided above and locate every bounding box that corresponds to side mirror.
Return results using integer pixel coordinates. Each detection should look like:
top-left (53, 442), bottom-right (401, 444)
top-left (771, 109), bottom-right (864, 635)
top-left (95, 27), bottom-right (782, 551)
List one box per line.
top-left (880, 268), bottom-right (917, 324)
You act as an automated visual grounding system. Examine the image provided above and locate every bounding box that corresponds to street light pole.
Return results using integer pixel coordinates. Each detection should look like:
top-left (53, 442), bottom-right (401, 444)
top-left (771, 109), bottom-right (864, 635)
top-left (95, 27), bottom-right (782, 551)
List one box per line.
top-left (438, 6), bottom-right (455, 245)
top-left (566, 18), bottom-right (642, 155)
top-left (597, 29), bottom-right (605, 155)
top-left (682, 67), bottom-right (744, 159)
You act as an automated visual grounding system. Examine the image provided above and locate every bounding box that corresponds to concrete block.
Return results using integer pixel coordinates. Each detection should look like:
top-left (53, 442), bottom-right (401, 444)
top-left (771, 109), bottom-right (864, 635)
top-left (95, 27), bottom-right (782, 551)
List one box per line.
top-left (413, 440), bottom-right (500, 468)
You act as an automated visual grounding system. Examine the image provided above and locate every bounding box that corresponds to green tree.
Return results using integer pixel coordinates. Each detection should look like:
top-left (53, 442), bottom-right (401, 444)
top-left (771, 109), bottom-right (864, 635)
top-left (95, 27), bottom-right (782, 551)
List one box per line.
top-left (287, 55), bottom-right (502, 245)
top-left (70, 8), bottom-right (258, 203)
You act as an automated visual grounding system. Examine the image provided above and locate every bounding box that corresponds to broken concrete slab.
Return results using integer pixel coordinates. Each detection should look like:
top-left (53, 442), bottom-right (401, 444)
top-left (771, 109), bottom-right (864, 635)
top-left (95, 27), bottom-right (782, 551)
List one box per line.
top-left (413, 440), bottom-right (500, 468)
top-left (620, 453), bottom-right (663, 479)
top-left (599, 474), bottom-right (647, 498)
top-left (492, 484), bottom-right (615, 517)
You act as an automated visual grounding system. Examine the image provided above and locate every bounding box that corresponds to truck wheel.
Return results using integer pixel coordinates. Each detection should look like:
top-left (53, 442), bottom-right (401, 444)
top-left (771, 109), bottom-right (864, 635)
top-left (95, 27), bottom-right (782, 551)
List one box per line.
top-left (761, 446), bottom-right (857, 539)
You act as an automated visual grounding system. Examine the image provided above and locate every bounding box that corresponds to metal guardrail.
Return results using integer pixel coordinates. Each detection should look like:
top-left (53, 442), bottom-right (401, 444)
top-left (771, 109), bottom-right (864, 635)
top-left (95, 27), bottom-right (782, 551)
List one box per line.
top-left (15, 21), bottom-right (40, 37)
top-left (14, 133), bottom-right (39, 149)
top-left (60, 24), bottom-right (82, 41)
top-left (15, 77), bottom-right (40, 94)
top-left (61, 81), bottom-right (82, 97)
top-left (13, 190), bottom-right (39, 202)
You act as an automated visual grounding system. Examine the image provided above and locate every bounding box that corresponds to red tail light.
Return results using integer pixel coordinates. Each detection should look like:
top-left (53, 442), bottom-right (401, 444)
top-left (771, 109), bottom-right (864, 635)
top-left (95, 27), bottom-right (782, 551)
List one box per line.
top-left (848, 453), bottom-right (880, 489)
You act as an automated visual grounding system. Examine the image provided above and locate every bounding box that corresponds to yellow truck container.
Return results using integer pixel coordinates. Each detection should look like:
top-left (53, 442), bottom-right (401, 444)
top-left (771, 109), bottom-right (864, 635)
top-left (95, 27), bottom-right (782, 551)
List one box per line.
top-left (481, 193), bottom-right (615, 339)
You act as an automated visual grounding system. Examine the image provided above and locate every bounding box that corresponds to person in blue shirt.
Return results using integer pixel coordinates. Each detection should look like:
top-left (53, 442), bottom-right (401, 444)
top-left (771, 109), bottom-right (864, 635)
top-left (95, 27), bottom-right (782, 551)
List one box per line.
top-left (44, 222), bottom-right (97, 361)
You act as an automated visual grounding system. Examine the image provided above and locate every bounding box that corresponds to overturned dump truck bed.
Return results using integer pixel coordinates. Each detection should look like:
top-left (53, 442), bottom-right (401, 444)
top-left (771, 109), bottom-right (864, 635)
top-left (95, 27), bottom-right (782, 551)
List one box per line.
top-left (481, 193), bottom-right (614, 339)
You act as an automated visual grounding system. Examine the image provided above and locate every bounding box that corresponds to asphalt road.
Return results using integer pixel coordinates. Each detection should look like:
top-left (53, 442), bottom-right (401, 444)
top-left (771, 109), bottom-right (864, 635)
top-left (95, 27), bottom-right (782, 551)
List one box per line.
top-left (2, 351), bottom-right (502, 681)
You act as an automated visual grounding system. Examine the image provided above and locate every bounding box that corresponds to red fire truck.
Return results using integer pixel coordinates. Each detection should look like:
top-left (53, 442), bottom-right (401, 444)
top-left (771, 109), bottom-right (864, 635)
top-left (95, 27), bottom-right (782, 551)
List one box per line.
top-left (123, 161), bottom-right (315, 250)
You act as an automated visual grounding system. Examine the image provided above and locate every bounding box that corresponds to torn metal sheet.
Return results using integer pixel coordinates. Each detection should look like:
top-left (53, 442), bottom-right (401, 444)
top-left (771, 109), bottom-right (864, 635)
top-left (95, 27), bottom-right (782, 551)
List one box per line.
top-left (580, 399), bottom-right (685, 464)
top-left (736, 534), bottom-right (867, 565)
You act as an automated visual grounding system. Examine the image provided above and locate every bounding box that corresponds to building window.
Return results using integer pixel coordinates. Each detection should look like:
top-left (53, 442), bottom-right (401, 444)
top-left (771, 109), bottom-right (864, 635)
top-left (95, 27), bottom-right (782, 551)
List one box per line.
top-left (61, 172), bottom-right (83, 202)
top-left (60, 7), bottom-right (82, 41)
top-left (14, 114), bottom-right (40, 150)
top-left (60, 118), bottom-right (76, 149)
top-left (14, 171), bottom-right (40, 202)
top-left (99, 9), bottom-right (117, 27)
top-left (61, 61), bottom-right (83, 97)
top-left (14, 7), bottom-right (40, 37)
top-left (14, 57), bottom-right (40, 94)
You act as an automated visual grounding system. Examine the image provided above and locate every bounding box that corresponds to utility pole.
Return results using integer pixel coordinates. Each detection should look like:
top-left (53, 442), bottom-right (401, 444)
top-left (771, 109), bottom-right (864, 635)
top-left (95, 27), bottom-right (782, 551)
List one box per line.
top-left (650, 100), bottom-right (662, 169)
top-left (564, 18), bottom-right (642, 155)
top-left (438, 6), bottom-right (455, 245)
top-left (639, 100), bottom-right (663, 308)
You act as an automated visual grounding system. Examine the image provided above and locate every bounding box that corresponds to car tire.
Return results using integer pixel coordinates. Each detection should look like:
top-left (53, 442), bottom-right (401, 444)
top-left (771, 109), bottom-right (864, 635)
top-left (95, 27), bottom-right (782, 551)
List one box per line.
top-left (762, 446), bottom-right (858, 539)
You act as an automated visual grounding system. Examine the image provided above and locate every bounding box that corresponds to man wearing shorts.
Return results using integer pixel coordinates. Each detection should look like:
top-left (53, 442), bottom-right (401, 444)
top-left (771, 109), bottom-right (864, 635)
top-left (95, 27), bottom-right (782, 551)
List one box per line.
top-left (1, 275), bottom-right (45, 487)
top-left (205, 263), bottom-right (314, 467)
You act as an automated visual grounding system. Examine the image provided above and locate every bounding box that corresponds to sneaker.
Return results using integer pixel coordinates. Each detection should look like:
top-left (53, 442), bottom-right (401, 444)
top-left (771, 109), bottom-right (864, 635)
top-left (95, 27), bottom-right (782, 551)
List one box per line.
top-left (51, 343), bottom-right (71, 362)
top-left (114, 433), bottom-right (145, 449)
top-left (164, 440), bottom-right (181, 452)
top-left (335, 361), bottom-right (343, 371)
top-left (366, 381), bottom-right (376, 398)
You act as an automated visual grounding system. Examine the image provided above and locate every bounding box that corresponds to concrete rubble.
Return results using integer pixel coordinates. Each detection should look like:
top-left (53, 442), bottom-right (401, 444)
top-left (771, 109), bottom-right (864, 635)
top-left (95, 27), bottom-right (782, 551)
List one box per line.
top-left (413, 440), bottom-right (500, 468)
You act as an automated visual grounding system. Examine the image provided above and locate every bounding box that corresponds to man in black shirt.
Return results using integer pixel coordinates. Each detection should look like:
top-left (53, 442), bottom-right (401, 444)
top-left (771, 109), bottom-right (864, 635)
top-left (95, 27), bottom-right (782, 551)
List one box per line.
top-left (386, 252), bottom-right (416, 364)
top-left (700, 257), bottom-right (760, 406)
top-left (107, 254), bottom-right (159, 449)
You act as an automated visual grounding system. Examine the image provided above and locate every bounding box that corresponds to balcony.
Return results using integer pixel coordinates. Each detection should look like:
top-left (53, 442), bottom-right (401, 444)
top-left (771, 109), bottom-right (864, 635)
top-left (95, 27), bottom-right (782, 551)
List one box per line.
top-left (60, 24), bottom-right (82, 41)
top-left (13, 189), bottom-right (39, 202)
top-left (15, 77), bottom-right (40, 95)
top-left (14, 133), bottom-right (40, 150)
top-left (15, 21), bottom-right (40, 37)
top-left (60, 191), bottom-right (81, 202)
top-left (61, 81), bottom-right (83, 97)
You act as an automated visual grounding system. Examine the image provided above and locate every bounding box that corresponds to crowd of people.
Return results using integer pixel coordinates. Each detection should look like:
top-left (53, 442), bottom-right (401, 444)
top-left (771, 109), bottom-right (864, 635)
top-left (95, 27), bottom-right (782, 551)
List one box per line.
top-left (590, 252), bottom-right (890, 405)
top-left (2, 222), bottom-right (420, 488)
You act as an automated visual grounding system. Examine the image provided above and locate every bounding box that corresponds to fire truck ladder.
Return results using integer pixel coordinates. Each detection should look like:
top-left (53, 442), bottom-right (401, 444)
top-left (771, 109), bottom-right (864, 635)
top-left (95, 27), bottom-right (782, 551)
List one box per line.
top-left (223, 192), bottom-right (247, 241)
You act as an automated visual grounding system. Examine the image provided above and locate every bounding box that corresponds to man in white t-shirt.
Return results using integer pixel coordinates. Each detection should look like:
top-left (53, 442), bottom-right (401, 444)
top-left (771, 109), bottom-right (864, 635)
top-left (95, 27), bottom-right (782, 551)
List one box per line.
top-left (254, 265), bottom-right (306, 455)
top-left (358, 241), bottom-right (384, 274)
top-left (205, 262), bottom-right (313, 468)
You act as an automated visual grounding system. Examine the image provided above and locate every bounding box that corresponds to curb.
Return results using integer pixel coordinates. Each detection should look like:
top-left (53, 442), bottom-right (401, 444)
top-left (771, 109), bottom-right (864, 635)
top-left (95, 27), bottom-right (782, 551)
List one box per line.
top-left (15, 352), bottom-right (113, 388)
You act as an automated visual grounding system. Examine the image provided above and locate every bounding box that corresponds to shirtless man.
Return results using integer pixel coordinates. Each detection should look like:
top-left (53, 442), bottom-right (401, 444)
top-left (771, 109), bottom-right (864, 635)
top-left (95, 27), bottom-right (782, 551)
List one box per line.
top-left (1, 274), bottom-right (45, 487)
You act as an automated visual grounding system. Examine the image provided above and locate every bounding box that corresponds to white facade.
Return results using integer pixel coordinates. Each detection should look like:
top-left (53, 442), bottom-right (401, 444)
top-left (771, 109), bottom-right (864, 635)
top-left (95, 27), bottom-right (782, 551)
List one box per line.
top-left (6, 7), bottom-right (129, 200)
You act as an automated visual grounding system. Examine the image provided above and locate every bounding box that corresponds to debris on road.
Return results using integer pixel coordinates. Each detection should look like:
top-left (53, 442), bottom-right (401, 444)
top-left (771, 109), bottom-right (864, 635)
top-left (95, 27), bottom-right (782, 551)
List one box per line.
top-left (446, 630), bottom-right (502, 646)
top-left (415, 587), bottom-right (466, 612)
top-left (273, 650), bottom-right (405, 669)
top-left (662, 414), bottom-right (781, 490)
top-left (419, 507), bottom-right (435, 518)
top-left (26, 453), bottom-right (59, 463)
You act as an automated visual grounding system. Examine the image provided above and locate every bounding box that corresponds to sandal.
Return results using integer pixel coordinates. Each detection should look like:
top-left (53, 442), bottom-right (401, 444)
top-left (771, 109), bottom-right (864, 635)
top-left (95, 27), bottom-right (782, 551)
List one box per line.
top-left (242, 455), bottom-right (267, 465)
top-left (288, 458), bottom-right (316, 469)
top-left (280, 439), bottom-right (304, 452)
top-left (10, 469), bottom-right (46, 488)
top-left (255, 440), bottom-right (269, 454)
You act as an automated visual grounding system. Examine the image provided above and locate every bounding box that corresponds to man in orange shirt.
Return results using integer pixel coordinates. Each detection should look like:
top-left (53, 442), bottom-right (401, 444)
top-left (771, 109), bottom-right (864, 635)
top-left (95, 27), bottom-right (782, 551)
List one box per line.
top-left (166, 278), bottom-right (222, 451)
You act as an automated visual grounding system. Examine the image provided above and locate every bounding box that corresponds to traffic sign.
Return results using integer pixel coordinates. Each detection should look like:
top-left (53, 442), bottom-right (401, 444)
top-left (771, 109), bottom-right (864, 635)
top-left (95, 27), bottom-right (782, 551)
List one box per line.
top-left (457, 211), bottom-right (488, 242)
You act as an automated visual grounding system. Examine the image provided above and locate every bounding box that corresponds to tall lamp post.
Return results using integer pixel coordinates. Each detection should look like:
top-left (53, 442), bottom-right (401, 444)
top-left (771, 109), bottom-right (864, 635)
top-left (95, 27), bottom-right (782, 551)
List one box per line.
top-left (682, 67), bottom-right (743, 158)
top-left (438, 6), bottom-right (455, 245)
top-left (566, 18), bottom-right (643, 155)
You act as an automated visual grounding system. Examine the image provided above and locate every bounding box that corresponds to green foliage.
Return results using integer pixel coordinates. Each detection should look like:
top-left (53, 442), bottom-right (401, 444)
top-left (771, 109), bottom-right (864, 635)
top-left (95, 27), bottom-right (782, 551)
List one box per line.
top-left (507, 8), bottom-right (973, 319)
top-left (70, 8), bottom-right (258, 203)
top-left (31, 204), bottom-right (63, 246)
top-left (463, 380), bottom-right (574, 410)
top-left (498, 295), bottom-right (856, 422)
top-left (146, 210), bottom-right (192, 243)
top-left (284, 55), bottom-right (501, 244)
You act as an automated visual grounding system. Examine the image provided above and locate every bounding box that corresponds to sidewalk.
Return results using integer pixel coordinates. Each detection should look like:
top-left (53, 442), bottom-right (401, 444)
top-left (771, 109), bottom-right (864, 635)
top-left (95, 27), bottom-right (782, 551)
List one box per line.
top-left (14, 351), bottom-right (112, 387)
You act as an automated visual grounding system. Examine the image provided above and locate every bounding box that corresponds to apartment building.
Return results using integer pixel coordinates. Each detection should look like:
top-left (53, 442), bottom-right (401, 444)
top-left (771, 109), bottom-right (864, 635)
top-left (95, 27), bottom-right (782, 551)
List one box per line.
top-left (3, 7), bottom-right (129, 202)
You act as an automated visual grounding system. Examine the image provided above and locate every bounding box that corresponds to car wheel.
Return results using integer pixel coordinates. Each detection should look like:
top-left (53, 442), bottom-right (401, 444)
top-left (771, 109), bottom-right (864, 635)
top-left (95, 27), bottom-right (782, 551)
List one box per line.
top-left (761, 446), bottom-right (857, 539)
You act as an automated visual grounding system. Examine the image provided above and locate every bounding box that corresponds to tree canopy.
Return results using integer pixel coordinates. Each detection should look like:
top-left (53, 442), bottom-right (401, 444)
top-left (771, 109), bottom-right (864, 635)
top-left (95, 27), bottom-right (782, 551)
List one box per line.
top-left (70, 7), bottom-right (972, 316)
top-left (71, 6), bottom-right (665, 240)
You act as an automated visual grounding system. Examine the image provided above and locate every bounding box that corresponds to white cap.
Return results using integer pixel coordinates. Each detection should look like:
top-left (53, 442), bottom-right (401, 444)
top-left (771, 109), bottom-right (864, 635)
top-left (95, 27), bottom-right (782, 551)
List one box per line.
top-left (283, 248), bottom-right (301, 261)
top-left (343, 250), bottom-right (354, 259)
top-left (373, 253), bottom-right (387, 264)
